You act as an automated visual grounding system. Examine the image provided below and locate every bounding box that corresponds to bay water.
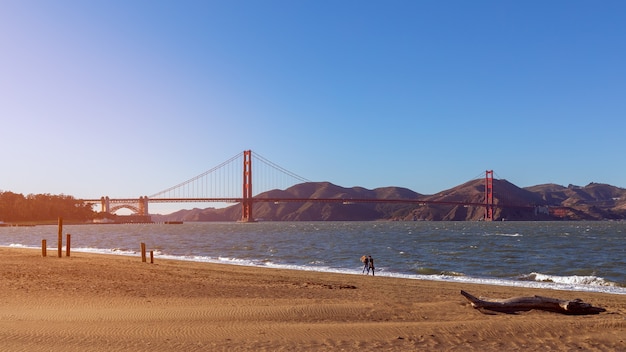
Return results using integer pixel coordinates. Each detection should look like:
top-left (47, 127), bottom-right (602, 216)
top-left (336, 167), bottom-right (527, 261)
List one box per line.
top-left (1, 221), bottom-right (625, 294)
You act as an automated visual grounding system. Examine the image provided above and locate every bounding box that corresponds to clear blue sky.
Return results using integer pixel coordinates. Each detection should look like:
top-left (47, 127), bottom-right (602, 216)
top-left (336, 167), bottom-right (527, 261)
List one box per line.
top-left (1, 1), bottom-right (625, 214)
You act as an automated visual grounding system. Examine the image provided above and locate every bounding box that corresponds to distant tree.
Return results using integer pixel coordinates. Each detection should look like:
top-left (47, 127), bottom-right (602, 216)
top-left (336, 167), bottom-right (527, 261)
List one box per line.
top-left (0, 192), bottom-right (95, 222)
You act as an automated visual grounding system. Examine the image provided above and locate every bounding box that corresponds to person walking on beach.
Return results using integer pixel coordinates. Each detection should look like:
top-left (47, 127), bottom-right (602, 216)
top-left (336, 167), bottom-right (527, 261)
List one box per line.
top-left (361, 255), bottom-right (370, 274)
top-left (368, 255), bottom-right (375, 276)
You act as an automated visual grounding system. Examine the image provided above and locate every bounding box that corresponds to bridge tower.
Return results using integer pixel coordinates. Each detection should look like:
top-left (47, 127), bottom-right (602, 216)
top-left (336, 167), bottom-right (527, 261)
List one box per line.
top-left (100, 196), bottom-right (111, 213)
top-left (138, 196), bottom-right (149, 216)
top-left (484, 170), bottom-right (494, 221)
top-left (241, 150), bottom-right (253, 222)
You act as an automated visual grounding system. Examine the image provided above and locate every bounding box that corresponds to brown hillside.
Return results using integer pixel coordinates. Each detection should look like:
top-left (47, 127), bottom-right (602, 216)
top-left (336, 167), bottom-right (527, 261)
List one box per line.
top-left (525, 183), bottom-right (626, 220)
top-left (409, 179), bottom-right (545, 221)
top-left (152, 180), bottom-right (626, 222)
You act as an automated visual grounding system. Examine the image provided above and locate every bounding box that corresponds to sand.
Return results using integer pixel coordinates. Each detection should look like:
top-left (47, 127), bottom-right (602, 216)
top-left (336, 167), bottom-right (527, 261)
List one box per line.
top-left (1, 247), bottom-right (625, 351)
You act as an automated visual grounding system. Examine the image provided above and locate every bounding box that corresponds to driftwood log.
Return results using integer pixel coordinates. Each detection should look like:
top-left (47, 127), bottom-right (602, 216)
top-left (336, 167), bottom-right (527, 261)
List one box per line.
top-left (460, 290), bottom-right (606, 315)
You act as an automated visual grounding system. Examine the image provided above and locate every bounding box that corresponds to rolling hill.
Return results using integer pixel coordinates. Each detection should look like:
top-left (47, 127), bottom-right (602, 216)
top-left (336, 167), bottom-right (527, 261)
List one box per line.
top-left (152, 180), bottom-right (626, 222)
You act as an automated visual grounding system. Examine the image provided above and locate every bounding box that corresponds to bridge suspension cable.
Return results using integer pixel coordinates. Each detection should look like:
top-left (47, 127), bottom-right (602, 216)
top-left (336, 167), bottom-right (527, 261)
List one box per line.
top-left (148, 152), bottom-right (242, 199)
top-left (252, 152), bottom-right (310, 196)
top-left (148, 150), bottom-right (311, 201)
top-left (253, 152), bottom-right (310, 184)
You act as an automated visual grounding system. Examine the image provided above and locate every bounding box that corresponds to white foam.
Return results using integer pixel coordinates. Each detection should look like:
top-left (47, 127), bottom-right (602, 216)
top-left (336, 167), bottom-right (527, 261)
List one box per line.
top-left (484, 233), bottom-right (522, 237)
top-left (525, 272), bottom-right (617, 287)
top-left (8, 243), bottom-right (28, 248)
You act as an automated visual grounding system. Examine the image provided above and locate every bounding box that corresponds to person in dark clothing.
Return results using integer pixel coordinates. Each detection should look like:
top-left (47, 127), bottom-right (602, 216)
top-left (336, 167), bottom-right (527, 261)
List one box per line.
top-left (368, 255), bottom-right (375, 276)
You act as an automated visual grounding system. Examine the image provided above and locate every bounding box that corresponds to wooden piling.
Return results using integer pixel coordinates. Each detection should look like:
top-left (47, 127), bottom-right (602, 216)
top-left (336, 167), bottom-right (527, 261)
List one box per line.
top-left (57, 217), bottom-right (63, 258)
top-left (42, 239), bottom-right (47, 257)
top-left (66, 234), bottom-right (71, 257)
top-left (150, 250), bottom-right (154, 264)
top-left (141, 242), bottom-right (146, 262)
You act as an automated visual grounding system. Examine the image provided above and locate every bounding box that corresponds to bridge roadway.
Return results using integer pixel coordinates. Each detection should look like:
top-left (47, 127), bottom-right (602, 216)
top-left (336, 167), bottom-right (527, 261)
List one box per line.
top-left (83, 197), bottom-right (533, 209)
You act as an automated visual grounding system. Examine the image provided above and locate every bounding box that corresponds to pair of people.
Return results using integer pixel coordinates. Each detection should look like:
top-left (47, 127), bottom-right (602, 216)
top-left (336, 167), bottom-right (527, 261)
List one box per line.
top-left (361, 255), bottom-right (375, 276)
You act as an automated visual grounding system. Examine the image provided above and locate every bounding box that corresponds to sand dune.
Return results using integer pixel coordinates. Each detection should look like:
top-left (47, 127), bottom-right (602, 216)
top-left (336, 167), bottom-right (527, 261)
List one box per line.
top-left (1, 247), bottom-right (625, 351)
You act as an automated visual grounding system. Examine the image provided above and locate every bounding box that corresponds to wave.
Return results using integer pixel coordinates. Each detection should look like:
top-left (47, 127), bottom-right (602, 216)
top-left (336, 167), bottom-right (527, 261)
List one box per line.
top-left (520, 272), bottom-right (622, 288)
top-left (414, 267), bottom-right (465, 276)
top-left (483, 233), bottom-right (522, 237)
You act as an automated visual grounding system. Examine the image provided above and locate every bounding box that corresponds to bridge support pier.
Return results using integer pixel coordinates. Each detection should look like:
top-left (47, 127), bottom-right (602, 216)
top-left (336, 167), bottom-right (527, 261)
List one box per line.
top-left (138, 196), bottom-right (149, 216)
top-left (101, 196), bottom-right (111, 214)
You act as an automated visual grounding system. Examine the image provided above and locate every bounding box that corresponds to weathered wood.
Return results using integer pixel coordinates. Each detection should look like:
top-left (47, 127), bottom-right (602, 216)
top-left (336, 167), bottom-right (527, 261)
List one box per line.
top-left (141, 242), bottom-right (146, 263)
top-left (460, 290), bottom-right (606, 315)
top-left (57, 217), bottom-right (63, 258)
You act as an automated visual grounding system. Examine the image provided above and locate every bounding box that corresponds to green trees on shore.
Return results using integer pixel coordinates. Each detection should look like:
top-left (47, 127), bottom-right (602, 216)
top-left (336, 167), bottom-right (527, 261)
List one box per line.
top-left (0, 191), bottom-right (95, 223)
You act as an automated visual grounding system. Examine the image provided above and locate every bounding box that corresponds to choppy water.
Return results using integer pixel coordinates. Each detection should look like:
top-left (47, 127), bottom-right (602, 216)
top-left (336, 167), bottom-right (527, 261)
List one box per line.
top-left (1, 221), bottom-right (625, 294)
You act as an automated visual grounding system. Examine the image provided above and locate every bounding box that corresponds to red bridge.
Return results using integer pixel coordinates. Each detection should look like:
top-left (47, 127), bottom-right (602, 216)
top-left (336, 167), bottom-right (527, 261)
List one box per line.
top-left (84, 150), bottom-right (525, 222)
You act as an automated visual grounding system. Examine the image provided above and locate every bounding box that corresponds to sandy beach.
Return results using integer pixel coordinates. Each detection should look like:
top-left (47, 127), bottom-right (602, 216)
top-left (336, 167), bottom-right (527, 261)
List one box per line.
top-left (1, 247), bottom-right (625, 351)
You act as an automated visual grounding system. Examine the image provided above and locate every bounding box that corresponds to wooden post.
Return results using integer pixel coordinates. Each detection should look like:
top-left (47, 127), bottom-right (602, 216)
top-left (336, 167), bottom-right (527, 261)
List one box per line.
top-left (150, 250), bottom-right (154, 264)
top-left (42, 239), bottom-right (47, 257)
top-left (66, 234), bottom-right (71, 257)
top-left (141, 242), bottom-right (146, 262)
top-left (57, 217), bottom-right (63, 258)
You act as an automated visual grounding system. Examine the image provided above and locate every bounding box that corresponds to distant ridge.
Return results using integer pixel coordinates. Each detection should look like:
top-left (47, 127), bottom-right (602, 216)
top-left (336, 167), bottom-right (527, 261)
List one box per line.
top-left (151, 180), bottom-right (626, 222)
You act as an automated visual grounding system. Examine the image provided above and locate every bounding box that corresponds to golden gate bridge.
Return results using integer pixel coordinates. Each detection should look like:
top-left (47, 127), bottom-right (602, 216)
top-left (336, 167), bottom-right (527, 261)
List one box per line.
top-left (84, 150), bottom-right (505, 222)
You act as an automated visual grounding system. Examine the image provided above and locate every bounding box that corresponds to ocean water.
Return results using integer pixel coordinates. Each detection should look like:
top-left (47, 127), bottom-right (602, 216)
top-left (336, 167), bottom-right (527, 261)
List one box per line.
top-left (1, 221), bottom-right (625, 295)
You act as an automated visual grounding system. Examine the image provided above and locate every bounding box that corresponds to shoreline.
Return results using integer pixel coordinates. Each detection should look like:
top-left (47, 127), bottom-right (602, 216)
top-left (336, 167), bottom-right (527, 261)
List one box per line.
top-left (6, 244), bottom-right (626, 296)
top-left (1, 247), bottom-right (626, 351)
